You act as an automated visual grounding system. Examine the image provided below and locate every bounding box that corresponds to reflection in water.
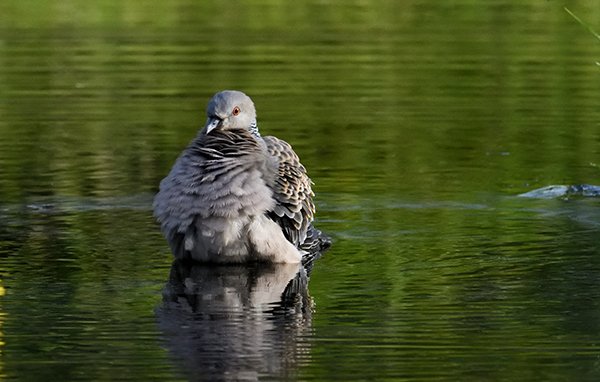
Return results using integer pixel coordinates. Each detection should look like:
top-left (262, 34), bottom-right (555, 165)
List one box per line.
top-left (157, 261), bottom-right (313, 382)
top-left (3, 0), bottom-right (600, 380)
top-left (0, 280), bottom-right (4, 379)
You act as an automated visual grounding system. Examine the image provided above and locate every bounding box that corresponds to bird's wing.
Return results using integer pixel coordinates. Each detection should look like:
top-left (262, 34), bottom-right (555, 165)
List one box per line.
top-left (263, 135), bottom-right (315, 247)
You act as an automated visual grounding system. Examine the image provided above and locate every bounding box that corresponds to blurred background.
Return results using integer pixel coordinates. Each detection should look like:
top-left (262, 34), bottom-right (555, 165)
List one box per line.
top-left (1, 0), bottom-right (600, 381)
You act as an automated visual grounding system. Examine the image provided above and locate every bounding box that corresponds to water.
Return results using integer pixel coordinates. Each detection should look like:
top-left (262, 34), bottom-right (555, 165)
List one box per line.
top-left (2, 0), bottom-right (600, 380)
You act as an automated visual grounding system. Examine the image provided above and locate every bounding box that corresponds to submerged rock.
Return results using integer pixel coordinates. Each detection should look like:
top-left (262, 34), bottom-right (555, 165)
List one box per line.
top-left (518, 184), bottom-right (600, 199)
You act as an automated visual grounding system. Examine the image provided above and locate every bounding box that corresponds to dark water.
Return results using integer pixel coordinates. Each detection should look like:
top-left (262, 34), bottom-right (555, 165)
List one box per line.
top-left (2, 1), bottom-right (600, 381)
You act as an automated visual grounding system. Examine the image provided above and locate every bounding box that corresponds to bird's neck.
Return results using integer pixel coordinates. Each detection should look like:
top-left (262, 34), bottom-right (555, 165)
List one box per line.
top-left (191, 128), bottom-right (264, 158)
top-left (249, 121), bottom-right (261, 139)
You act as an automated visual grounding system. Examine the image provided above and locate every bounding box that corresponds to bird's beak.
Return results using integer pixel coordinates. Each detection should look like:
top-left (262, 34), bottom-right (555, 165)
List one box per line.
top-left (205, 117), bottom-right (222, 134)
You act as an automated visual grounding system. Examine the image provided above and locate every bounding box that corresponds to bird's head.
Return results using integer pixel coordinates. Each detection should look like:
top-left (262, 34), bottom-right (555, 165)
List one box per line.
top-left (204, 90), bottom-right (259, 137)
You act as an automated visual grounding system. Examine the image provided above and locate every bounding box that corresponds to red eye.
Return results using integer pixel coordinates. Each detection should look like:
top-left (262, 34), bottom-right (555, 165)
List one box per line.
top-left (232, 106), bottom-right (241, 116)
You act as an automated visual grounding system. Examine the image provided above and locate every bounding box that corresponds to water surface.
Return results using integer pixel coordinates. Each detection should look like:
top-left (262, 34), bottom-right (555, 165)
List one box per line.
top-left (2, 1), bottom-right (600, 381)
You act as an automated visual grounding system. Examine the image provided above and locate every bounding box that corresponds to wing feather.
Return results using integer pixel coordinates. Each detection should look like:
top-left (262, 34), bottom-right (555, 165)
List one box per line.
top-left (263, 136), bottom-right (315, 247)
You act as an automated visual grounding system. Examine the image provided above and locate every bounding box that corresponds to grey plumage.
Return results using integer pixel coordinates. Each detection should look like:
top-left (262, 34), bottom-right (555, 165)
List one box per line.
top-left (153, 90), bottom-right (329, 263)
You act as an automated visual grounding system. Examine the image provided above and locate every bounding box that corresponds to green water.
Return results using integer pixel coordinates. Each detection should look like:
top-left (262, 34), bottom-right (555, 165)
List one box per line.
top-left (1, 1), bottom-right (600, 381)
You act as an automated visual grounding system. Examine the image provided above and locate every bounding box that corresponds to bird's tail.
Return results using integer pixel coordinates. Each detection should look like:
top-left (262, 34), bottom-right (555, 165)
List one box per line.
top-left (300, 225), bottom-right (332, 268)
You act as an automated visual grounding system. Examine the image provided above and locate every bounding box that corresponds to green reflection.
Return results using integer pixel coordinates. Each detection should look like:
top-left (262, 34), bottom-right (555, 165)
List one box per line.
top-left (1, 0), bottom-right (600, 381)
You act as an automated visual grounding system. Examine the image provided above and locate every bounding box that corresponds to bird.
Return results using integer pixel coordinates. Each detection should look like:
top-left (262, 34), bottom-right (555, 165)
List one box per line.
top-left (153, 90), bottom-right (330, 263)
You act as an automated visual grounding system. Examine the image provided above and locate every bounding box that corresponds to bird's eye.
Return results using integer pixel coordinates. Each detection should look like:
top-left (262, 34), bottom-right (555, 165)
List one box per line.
top-left (232, 106), bottom-right (241, 116)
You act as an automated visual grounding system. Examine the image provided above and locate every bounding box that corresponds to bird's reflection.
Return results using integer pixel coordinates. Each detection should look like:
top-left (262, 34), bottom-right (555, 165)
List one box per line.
top-left (157, 260), bottom-right (314, 382)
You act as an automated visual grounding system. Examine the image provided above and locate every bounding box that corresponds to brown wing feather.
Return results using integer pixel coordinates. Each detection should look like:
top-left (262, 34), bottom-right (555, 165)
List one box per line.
top-left (263, 135), bottom-right (315, 247)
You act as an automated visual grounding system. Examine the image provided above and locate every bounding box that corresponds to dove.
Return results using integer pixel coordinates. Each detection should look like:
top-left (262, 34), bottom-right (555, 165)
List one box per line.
top-left (153, 90), bottom-right (330, 263)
